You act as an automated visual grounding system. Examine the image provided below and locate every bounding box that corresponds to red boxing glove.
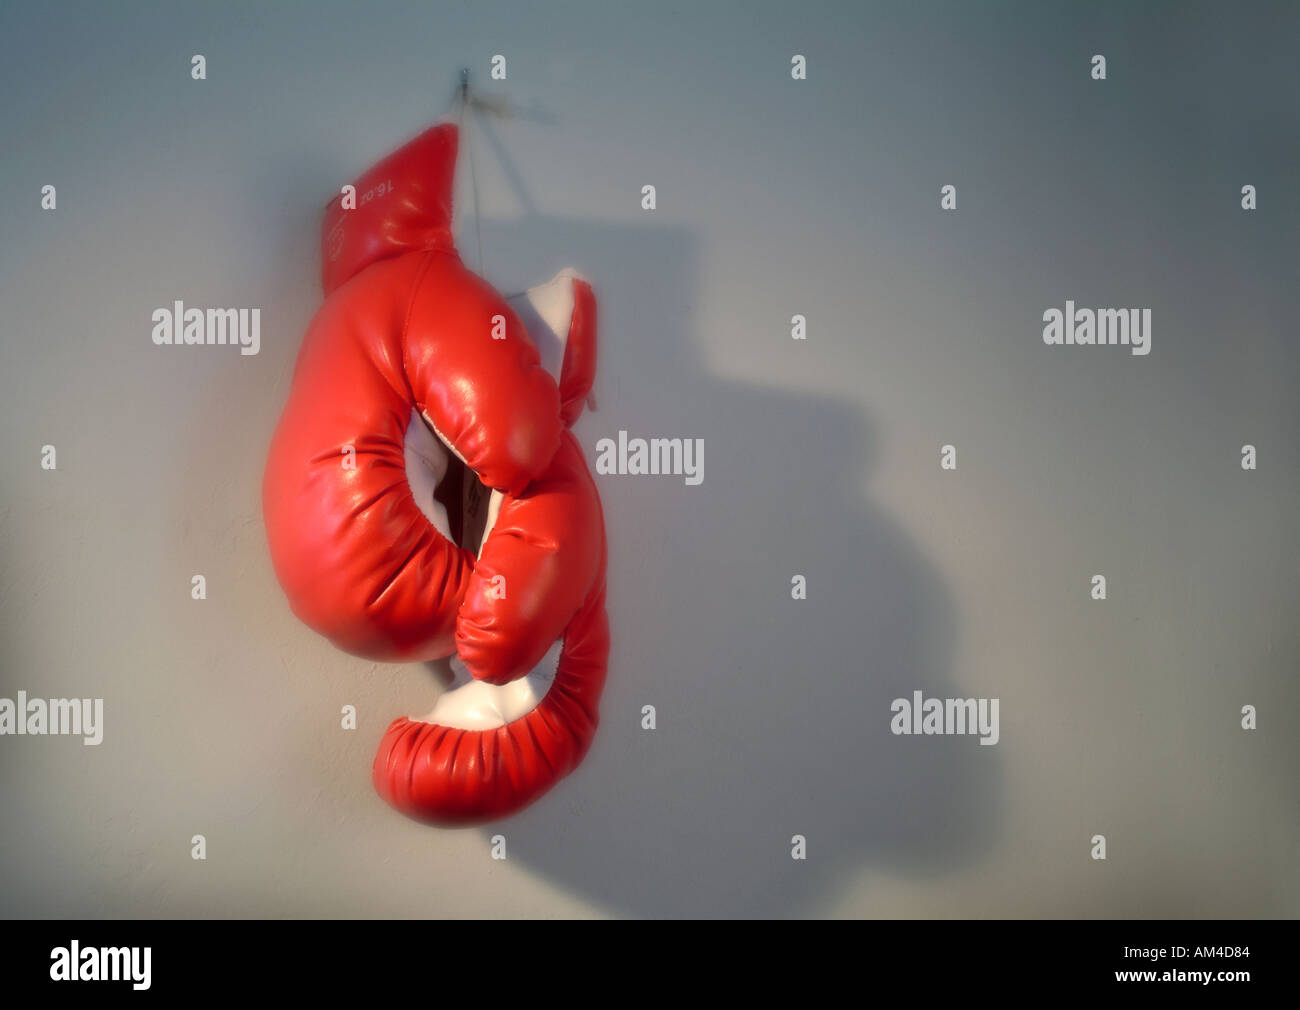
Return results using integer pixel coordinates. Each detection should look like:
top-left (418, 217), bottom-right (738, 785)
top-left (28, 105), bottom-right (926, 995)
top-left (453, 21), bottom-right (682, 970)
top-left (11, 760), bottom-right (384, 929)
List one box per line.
top-left (373, 432), bottom-right (609, 825)
top-left (373, 271), bottom-right (608, 824)
top-left (264, 123), bottom-right (609, 823)
top-left (265, 122), bottom-right (564, 661)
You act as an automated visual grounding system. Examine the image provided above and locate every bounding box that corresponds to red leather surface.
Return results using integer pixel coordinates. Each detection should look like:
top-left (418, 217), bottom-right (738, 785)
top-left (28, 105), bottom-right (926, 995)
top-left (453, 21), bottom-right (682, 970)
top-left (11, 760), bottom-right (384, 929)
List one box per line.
top-left (263, 248), bottom-right (563, 660)
top-left (321, 123), bottom-right (457, 297)
top-left (457, 434), bottom-right (604, 685)
top-left (559, 279), bottom-right (598, 426)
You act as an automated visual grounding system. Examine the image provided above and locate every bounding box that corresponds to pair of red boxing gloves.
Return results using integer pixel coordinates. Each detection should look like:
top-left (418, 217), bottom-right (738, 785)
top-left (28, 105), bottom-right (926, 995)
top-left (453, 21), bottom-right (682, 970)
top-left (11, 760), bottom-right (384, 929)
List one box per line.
top-left (263, 123), bottom-right (609, 825)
